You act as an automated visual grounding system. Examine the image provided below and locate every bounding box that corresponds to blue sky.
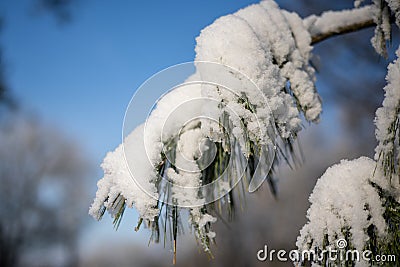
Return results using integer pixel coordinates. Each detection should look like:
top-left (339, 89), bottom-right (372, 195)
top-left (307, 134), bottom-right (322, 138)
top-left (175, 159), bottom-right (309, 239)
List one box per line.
top-left (0, 0), bottom-right (274, 160)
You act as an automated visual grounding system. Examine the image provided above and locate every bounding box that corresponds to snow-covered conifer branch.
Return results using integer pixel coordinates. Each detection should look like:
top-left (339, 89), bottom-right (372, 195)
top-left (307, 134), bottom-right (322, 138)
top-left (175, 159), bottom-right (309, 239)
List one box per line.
top-left (90, 0), bottom-right (323, 259)
top-left (307, 0), bottom-right (399, 58)
top-left (306, 5), bottom-right (374, 44)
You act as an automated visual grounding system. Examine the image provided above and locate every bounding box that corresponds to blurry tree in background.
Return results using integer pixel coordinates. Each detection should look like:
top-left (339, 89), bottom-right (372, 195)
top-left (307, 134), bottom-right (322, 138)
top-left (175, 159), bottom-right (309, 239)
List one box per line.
top-left (0, 114), bottom-right (90, 267)
top-left (33, 0), bottom-right (77, 23)
top-left (0, 1), bottom-right (92, 267)
top-left (0, 18), bottom-right (13, 109)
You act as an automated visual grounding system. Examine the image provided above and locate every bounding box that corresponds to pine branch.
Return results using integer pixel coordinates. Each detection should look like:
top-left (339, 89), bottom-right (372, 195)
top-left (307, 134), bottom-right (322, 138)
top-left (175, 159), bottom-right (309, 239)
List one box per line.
top-left (307, 5), bottom-right (375, 45)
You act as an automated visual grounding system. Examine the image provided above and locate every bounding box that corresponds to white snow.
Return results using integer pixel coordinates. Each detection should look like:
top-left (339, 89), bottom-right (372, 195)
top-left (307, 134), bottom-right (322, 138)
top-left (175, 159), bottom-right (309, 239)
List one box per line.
top-left (296, 157), bottom-right (388, 266)
top-left (196, 0), bottom-right (321, 128)
top-left (189, 208), bottom-right (217, 252)
top-left (374, 46), bottom-right (400, 186)
top-left (305, 5), bottom-right (373, 41)
top-left (370, 0), bottom-right (400, 57)
top-left (89, 124), bottom-right (159, 222)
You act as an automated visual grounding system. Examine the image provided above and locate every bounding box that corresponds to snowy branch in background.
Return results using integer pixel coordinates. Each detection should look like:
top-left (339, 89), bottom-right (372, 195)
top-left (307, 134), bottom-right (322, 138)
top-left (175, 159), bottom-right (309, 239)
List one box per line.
top-left (306, 0), bottom-right (399, 55)
top-left (305, 5), bottom-right (374, 44)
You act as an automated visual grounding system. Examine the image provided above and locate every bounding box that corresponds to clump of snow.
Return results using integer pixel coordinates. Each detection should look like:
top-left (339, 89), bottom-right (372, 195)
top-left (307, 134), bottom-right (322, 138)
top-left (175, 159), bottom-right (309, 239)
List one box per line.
top-left (89, 124), bottom-right (159, 222)
top-left (296, 157), bottom-right (388, 265)
top-left (189, 208), bottom-right (217, 252)
top-left (370, 0), bottom-right (400, 57)
top-left (196, 0), bottom-right (321, 129)
top-left (166, 127), bottom-right (205, 207)
top-left (371, 0), bottom-right (389, 57)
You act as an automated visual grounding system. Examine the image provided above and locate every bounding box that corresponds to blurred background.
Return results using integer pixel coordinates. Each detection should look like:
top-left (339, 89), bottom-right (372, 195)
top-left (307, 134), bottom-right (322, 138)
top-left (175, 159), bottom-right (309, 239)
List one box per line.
top-left (0, 0), bottom-right (398, 266)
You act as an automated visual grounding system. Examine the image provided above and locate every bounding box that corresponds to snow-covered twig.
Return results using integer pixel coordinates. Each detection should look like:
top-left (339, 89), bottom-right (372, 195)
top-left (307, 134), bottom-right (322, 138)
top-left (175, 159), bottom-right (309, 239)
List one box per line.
top-left (306, 5), bottom-right (375, 44)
